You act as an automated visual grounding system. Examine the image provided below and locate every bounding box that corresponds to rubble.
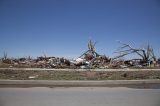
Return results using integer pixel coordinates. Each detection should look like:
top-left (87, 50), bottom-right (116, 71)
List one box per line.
top-left (70, 40), bottom-right (111, 68)
top-left (113, 41), bottom-right (157, 66)
top-left (158, 58), bottom-right (160, 64)
top-left (0, 40), bottom-right (159, 69)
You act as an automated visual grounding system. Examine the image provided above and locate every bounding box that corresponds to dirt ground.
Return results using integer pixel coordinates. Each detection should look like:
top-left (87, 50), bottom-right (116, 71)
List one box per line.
top-left (0, 69), bottom-right (160, 80)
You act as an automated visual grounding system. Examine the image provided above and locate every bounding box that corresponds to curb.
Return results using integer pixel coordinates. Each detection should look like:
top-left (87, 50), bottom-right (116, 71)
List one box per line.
top-left (0, 80), bottom-right (160, 87)
top-left (1, 68), bottom-right (160, 71)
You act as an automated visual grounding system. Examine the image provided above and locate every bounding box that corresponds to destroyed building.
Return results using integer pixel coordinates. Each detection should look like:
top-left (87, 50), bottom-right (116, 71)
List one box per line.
top-left (0, 40), bottom-right (159, 69)
top-left (70, 40), bottom-right (110, 68)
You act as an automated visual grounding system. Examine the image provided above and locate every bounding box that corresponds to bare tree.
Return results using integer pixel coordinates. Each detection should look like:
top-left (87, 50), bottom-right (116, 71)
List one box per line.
top-left (3, 51), bottom-right (7, 60)
top-left (79, 40), bottom-right (99, 58)
top-left (114, 41), bottom-right (156, 65)
top-left (88, 40), bottom-right (96, 52)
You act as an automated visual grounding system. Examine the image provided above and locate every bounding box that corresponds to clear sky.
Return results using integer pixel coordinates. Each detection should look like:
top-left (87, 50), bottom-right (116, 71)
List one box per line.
top-left (0, 0), bottom-right (160, 59)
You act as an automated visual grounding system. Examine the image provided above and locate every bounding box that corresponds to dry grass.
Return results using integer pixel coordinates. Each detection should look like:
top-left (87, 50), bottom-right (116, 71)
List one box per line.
top-left (0, 69), bottom-right (160, 80)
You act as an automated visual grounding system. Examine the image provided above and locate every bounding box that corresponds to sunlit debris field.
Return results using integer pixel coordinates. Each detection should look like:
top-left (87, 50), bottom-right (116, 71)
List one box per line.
top-left (0, 40), bottom-right (160, 69)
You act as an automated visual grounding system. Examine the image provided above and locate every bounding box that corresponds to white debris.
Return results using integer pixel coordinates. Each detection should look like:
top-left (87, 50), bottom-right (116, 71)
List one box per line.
top-left (28, 75), bottom-right (39, 79)
top-left (76, 58), bottom-right (84, 63)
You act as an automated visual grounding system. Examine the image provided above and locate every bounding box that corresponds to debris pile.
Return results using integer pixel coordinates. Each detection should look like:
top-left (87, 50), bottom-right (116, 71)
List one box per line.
top-left (112, 41), bottom-right (158, 68)
top-left (0, 56), bottom-right (72, 68)
top-left (70, 40), bottom-right (111, 69)
top-left (0, 40), bottom-right (160, 69)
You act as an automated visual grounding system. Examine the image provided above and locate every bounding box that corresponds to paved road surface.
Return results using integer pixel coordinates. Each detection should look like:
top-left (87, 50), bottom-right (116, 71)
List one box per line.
top-left (0, 87), bottom-right (160, 106)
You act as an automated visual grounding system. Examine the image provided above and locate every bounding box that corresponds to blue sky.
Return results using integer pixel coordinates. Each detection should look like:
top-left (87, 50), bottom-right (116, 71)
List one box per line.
top-left (0, 0), bottom-right (160, 59)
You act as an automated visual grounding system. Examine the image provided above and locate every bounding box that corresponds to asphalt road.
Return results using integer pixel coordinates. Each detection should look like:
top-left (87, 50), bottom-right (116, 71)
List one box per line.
top-left (0, 87), bottom-right (160, 106)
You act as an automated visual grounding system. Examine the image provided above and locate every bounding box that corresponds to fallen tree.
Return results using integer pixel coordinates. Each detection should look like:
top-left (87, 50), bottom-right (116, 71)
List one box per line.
top-left (113, 41), bottom-right (156, 66)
